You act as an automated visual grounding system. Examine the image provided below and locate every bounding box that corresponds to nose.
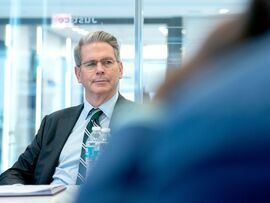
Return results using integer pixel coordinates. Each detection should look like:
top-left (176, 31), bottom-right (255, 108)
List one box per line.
top-left (96, 61), bottom-right (105, 74)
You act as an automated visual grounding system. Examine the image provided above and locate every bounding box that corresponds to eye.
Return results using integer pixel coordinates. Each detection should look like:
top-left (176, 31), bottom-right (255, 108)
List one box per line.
top-left (86, 61), bottom-right (97, 67)
top-left (103, 59), bottom-right (114, 65)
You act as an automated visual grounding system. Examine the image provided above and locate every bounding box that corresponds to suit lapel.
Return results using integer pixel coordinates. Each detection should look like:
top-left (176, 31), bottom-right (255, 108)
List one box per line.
top-left (39, 104), bottom-right (84, 183)
top-left (110, 94), bottom-right (133, 130)
top-left (54, 104), bottom-right (84, 157)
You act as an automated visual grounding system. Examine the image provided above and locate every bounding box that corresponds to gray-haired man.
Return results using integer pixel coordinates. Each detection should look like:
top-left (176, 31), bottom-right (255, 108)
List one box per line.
top-left (0, 31), bottom-right (135, 185)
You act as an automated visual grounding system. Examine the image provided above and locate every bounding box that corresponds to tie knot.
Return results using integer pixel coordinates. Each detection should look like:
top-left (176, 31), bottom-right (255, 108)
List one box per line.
top-left (88, 108), bottom-right (103, 125)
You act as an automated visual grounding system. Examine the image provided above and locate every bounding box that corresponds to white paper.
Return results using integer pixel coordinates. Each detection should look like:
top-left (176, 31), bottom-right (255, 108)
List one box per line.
top-left (0, 185), bottom-right (66, 196)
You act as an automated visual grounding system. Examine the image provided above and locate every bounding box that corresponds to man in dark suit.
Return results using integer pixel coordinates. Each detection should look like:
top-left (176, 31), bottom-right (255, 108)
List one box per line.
top-left (0, 30), bottom-right (135, 185)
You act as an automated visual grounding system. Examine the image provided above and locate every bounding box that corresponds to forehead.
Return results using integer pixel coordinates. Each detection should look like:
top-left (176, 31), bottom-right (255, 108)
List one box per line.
top-left (80, 42), bottom-right (115, 60)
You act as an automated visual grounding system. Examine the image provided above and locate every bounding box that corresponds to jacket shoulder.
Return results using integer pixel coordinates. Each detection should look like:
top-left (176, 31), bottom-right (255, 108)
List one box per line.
top-left (46, 104), bottom-right (84, 120)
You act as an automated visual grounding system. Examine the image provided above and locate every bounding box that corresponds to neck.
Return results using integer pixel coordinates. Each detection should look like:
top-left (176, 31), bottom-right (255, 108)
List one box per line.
top-left (86, 91), bottom-right (117, 108)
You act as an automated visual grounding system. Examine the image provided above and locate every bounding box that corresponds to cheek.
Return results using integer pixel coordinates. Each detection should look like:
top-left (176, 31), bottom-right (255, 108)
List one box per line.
top-left (113, 72), bottom-right (121, 81)
top-left (115, 68), bottom-right (122, 78)
top-left (81, 71), bottom-right (93, 80)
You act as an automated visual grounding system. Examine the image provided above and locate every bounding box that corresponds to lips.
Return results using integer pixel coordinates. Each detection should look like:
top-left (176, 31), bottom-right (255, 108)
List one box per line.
top-left (93, 79), bottom-right (109, 83)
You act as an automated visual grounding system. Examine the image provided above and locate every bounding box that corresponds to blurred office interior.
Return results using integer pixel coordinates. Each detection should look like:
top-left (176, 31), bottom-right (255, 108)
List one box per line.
top-left (0, 0), bottom-right (249, 171)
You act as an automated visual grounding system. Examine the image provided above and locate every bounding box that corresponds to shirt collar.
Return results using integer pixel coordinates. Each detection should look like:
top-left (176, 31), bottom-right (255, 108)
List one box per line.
top-left (83, 92), bottom-right (119, 120)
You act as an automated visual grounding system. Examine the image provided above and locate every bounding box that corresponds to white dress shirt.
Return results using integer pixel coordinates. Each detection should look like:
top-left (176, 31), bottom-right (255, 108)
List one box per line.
top-left (51, 92), bottom-right (119, 185)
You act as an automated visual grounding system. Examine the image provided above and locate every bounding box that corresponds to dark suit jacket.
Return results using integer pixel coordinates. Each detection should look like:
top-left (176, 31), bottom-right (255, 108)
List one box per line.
top-left (0, 94), bottom-right (135, 185)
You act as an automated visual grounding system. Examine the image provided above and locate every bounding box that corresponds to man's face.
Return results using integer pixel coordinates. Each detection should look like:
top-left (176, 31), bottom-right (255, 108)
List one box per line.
top-left (75, 42), bottom-right (123, 99)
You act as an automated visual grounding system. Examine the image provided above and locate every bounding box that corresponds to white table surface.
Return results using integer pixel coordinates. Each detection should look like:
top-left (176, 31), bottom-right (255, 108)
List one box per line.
top-left (0, 185), bottom-right (80, 203)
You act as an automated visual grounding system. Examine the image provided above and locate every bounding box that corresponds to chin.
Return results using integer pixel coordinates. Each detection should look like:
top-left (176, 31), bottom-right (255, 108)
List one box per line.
top-left (92, 87), bottom-right (113, 95)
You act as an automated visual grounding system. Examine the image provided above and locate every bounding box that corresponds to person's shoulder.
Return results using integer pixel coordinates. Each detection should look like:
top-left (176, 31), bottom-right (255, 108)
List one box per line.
top-left (116, 94), bottom-right (143, 113)
top-left (117, 94), bottom-right (135, 105)
top-left (46, 104), bottom-right (84, 120)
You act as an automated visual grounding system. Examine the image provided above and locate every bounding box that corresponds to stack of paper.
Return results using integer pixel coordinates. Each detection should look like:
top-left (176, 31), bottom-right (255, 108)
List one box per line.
top-left (0, 185), bottom-right (66, 196)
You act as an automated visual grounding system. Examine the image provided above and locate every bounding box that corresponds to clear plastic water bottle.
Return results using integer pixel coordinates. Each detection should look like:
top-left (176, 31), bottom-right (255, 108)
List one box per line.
top-left (99, 127), bottom-right (111, 152)
top-left (85, 126), bottom-right (101, 173)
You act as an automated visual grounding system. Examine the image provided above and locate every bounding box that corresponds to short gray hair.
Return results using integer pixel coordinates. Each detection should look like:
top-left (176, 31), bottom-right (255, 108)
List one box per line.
top-left (74, 30), bottom-right (121, 66)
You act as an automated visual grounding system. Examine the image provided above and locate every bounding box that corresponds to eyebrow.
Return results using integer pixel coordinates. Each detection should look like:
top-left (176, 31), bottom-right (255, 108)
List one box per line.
top-left (85, 57), bottom-right (115, 61)
top-left (81, 57), bottom-right (116, 65)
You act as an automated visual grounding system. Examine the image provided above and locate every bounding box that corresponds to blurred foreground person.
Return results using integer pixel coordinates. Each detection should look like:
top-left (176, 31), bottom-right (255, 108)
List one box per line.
top-left (76, 0), bottom-right (270, 202)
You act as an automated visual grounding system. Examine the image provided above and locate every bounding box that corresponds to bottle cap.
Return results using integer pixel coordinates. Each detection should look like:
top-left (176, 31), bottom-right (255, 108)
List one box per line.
top-left (101, 128), bottom-right (111, 133)
top-left (92, 126), bottom-right (101, 131)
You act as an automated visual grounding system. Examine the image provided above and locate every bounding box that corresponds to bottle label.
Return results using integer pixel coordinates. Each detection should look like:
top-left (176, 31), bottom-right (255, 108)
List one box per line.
top-left (86, 146), bottom-right (95, 159)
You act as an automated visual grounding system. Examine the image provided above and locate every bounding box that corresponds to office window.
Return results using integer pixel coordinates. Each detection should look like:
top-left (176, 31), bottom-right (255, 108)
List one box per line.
top-left (0, 0), bottom-right (135, 171)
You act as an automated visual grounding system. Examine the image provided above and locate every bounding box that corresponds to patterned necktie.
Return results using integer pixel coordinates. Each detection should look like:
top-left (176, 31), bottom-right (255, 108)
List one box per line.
top-left (76, 108), bottom-right (103, 184)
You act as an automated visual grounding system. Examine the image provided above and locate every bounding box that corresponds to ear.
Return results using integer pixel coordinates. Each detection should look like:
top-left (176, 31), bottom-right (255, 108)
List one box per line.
top-left (118, 62), bottom-right (123, 79)
top-left (74, 66), bottom-right (82, 83)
